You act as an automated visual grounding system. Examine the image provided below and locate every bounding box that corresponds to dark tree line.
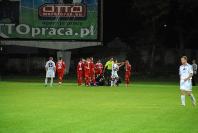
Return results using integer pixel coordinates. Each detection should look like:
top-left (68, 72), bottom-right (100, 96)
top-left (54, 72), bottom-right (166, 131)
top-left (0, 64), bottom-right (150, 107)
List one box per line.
top-left (105, 0), bottom-right (198, 74)
top-left (127, 0), bottom-right (198, 71)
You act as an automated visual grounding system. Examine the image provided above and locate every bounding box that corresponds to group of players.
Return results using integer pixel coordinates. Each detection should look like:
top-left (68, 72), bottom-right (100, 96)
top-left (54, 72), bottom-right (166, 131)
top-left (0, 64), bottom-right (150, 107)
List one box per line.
top-left (44, 55), bottom-right (196, 106)
top-left (77, 57), bottom-right (132, 87)
top-left (45, 56), bottom-right (132, 87)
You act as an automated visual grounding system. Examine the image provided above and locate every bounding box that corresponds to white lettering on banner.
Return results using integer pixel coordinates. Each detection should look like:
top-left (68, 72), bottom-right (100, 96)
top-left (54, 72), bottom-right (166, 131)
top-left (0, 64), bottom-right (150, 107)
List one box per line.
top-left (71, 6), bottom-right (82, 13)
top-left (90, 25), bottom-right (94, 36)
top-left (56, 6), bottom-right (70, 13)
top-left (16, 24), bottom-right (30, 34)
top-left (80, 25), bottom-right (94, 38)
top-left (43, 5), bottom-right (54, 13)
top-left (41, 28), bottom-right (48, 35)
top-left (32, 28), bottom-right (41, 37)
top-left (0, 24), bottom-right (95, 38)
top-left (57, 28), bottom-right (64, 35)
top-left (6, 24), bottom-right (15, 34)
top-left (42, 5), bottom-right (83, 14)
top-left (49, 28), bottom-right (56, 35)
top-left (80, 28), bottom-right (89, 38)
top-left (65, 28), bottom-right (73, 35)
top-left (39, 4), bottom-right (86, 18)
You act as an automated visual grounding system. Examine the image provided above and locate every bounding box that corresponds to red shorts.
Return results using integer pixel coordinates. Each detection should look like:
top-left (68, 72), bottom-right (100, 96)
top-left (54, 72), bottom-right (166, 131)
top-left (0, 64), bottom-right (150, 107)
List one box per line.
top-left (90, 71), bottom-right (95, 77)
top-left (77, 71), bottom-right (83, 78)
top-left (125, 72), bottom-right (131, 79)
top-left (85, 71), bottom-right (90, 78)
top-left (95, 70), bottom-right (102, 75)
top-left (57, 71), bottom-right (64, 78)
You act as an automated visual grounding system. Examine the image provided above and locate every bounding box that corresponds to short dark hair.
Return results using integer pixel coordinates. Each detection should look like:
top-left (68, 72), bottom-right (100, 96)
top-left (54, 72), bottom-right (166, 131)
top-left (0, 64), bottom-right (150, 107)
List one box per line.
top-left (181, 56), bottom-right (188, 61)
top-left (59, 57), bottom-right (62, 60)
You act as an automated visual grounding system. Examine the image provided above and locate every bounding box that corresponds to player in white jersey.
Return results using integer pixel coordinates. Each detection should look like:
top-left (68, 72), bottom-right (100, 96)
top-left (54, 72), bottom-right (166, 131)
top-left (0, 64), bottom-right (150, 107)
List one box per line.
top-left (179, 56), bottom-right (196, 106)
top-left (111, 60), bottom-right (124, 87)
top-left (45, 57), bottom-right (56, 87)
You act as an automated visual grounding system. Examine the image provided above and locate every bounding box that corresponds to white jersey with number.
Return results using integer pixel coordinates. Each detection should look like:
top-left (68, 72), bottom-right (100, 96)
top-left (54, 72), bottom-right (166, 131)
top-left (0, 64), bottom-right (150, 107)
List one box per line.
top-left (179, 63), bottom-right (193, 91)
top-left (45, 60), bottom-right (56, 78)
top-left (111, 63), bottom-right (119, 78)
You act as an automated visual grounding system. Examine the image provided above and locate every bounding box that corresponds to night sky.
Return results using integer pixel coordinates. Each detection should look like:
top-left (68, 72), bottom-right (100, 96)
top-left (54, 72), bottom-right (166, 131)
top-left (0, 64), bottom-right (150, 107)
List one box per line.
top-left (103, 0), bottom-right (198, 49)
top-left (104, 0), bottom-right (133, 42)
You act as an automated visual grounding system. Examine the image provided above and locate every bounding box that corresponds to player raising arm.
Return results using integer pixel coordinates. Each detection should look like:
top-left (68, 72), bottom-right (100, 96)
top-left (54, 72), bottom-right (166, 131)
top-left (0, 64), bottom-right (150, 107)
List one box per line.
top-left (179, 56), bottom-right (196, 106)
top-left (111, 60), bottom-right (124, 87)
top-left (45, 57), bottom-right (56, 87)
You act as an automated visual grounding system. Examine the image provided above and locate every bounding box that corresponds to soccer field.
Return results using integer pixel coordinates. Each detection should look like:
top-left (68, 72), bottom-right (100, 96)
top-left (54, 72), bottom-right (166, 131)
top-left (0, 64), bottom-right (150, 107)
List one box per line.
top-left (0, 82), bottom-right (198, 133)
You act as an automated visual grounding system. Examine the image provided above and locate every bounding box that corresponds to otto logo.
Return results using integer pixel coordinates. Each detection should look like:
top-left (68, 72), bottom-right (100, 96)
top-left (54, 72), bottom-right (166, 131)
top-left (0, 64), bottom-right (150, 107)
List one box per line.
top-left (39, 4), bottom-right (87, 19)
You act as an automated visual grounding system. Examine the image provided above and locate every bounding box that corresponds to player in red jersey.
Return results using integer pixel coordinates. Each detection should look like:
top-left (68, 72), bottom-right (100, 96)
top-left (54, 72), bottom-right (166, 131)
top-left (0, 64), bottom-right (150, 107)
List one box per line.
top-left (84, 58), bottom-right (91, 86)
top-left (125, 60), bottom-right (132, 87)
top-left (56, 57), bottom-right (66, 85)
top-left (95, 59), bottom-right (103, 76)
top-left (90, 57), bottom-right (96, 86)
top-left (77, 58), bottom-right (85, 86)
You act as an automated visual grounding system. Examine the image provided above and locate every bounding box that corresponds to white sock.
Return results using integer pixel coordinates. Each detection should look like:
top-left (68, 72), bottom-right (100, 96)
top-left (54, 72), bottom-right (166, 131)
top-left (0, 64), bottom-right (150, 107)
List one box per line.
top-left (45, 78), bottom-right (48, 85)
top-left (111, 80), bottom-right (114, 86)
top-left (181, 95), bottom-right (186, 106)
top-left (190, 94), bottom-right (196, 104)
top-left (50, 78), bottom-right (53, 87)
top-left (114, 79), bottom-right (117, 86)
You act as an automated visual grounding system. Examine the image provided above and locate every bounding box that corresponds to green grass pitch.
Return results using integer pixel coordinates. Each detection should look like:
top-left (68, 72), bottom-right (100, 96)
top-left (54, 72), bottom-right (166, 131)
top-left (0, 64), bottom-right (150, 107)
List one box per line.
top-left (0, 81), bottom-right (198, 133)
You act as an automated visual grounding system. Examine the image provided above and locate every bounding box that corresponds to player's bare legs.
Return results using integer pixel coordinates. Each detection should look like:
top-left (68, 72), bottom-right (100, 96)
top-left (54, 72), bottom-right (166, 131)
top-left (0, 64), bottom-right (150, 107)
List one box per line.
top-left (114, 78), bottom-right (118, 86)
top-left (58, 76), bottom-right (62, 85)
top-left (78, 77), bottom-right (83, 86)
top-left (92, 76), bottom-right (96, 86)
top-left (85, 76), bottom-right (90, 86)
top-left (125, 81), bottom-right (129, 87)
top-left (111, 78), bottom-right (118, 87)
top-left (187, 91), bottom-right (196, 106)
top-left (181, 90), bottom-right (186, 106)
top-left (125, 77), bottom-right (129, 87)
top-left (45, 78), bottom-right (48, 87)
top-left (111, 78), bottom-right (114, 87)
top-left (125, 80), bottom-right (129, 87)
top-left (50, 77), bottom-right (53, 87)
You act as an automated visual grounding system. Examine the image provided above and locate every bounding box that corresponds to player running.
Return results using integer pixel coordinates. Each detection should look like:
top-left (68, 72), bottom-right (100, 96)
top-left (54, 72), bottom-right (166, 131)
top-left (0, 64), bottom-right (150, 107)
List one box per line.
top-left (77, 58), bottom-right (85, 86)
top-left (56, 57), bottom-right (66, 85)
top-left (45, 57), bottom-right (56, 87)
top-left (125, 60), bottom-right (131, 87)
top-left (111, 60), bottom-right (124, 87)
top-left (179, 56), bottom-right (196, 106)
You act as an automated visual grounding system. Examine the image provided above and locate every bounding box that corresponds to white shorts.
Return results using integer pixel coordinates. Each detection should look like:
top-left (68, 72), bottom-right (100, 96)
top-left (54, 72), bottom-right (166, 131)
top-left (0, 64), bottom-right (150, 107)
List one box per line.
top-left (111, 72), bottom-right (118, 79)
top-left (46, 70), bottom-right (55, 78)
top-left (180, 79), bottom-right (192, 91)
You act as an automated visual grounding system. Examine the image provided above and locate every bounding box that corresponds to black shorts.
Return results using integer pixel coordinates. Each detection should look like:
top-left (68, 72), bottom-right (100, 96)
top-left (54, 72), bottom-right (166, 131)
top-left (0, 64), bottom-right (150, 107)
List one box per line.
top-left (106, 69), bottom-right (112, 78)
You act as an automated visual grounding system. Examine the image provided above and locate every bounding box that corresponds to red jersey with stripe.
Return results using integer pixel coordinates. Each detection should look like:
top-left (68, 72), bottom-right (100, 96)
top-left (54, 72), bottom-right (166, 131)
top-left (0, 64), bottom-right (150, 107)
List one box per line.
top-left (95, 63), bottom-right (103, 75)
top-left (56, 60), bottom-right (66, 72)
top-left (84, 61), bottom-right (91, 74)
top-left (125, 64), bottom-right (131, 73)
top-left (77, 61), bottom-right (84, 72)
